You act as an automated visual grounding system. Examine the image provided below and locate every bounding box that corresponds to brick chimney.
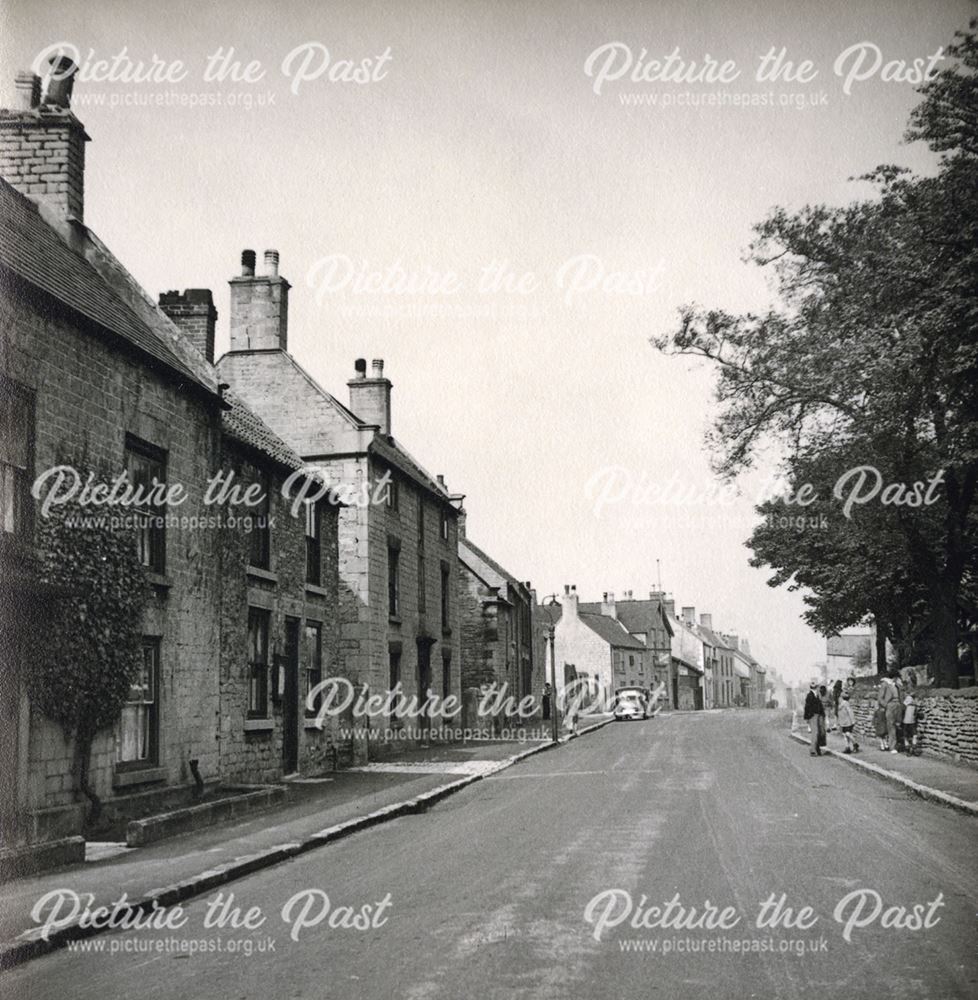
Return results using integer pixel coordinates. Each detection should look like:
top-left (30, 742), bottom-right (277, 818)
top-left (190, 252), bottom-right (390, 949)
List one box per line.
top-left (0, 61), bottom-right (89, 222)
top-left (700, 612), bottom-right (713, 630)
top-left (159, 289), bottom-right (218, 363)
top-left (228, 249), bottom-right (290, 351)
top-left (681, 606), bottom-right (696, 626)
top-left (601, 591), bottom-right (616, 619)
top-left (348, 358), bottom-right (392, 435)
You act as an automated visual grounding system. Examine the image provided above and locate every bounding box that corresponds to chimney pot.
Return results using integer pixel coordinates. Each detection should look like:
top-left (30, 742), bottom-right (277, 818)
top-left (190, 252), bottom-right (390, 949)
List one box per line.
top-left (349, 358), bottom-right (392, 434)
top-left (1, 66), bottom-right (89, 221)
top-left (42, 56), bottom-right (78, 108)
top-left (241, 250), bottom-right (256, 276)
top-left (354, 358), bottom-right (367, 379)
top-left (264, 249), bottom-right (280, 277)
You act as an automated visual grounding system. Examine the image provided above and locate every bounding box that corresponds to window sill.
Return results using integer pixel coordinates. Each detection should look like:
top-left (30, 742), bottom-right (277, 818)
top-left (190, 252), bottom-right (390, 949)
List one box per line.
top-left (247, 566), bottom-right (278, 584)
top-left (305, 583), bottom-right (328, 598)
top-left (244, 718), bottom-right (274, 732)
top-left (389, 614), bottom-right (402, 625)
top-left (113, 765), bottom-right (166, 788)
top-left (145, 572), bottom-right (172, 589)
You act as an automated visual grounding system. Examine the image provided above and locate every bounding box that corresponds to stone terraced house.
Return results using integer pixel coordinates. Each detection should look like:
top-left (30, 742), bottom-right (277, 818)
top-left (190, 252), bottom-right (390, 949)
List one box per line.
top-left (0, 70), bottom-right (346, 871)
top-left (217, 252), bottom-right (463, 748)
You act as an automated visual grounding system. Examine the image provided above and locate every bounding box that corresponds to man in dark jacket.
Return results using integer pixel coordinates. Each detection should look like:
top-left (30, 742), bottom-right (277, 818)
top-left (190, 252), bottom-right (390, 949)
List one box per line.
top-left (803, 679), bottom-right (825, 756)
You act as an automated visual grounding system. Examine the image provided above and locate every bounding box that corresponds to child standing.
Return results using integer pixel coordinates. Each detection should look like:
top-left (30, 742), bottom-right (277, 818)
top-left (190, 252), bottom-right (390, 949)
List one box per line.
top-left (837, 692), bottom-right (859, 754)
top-left (903, 693), bottom-right (920, 755)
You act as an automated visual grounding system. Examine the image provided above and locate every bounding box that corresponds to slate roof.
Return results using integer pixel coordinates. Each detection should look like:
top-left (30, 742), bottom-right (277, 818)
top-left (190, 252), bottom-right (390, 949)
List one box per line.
top-left (0, 178), bottom-right (214, 395)
top-left (459, 536), bottom-right (527, 597)
top-left (579, 612), bottom-right (646, 650)
top-left (695, 624), bottom-right (731, 650)
top-left (221, 390), bottom-right (305, 471)
top-left (579, 599), bottom-right (674, 638)
top-left (221, 389), bottom-right (346, 505)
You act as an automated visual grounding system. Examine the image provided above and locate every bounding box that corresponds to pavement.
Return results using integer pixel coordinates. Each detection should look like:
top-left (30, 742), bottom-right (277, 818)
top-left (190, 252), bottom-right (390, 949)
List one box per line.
top-left (0, 716), bottom-right (612, 966)
top-left (2, 710), bottom-right (976, 1000)
top-left (788, 714), bottom-right (978, 813)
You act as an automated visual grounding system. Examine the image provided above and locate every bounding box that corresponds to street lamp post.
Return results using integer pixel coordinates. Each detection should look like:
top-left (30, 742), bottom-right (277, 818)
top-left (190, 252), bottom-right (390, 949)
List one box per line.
top-left (542, 595), bottom-right (561, 743)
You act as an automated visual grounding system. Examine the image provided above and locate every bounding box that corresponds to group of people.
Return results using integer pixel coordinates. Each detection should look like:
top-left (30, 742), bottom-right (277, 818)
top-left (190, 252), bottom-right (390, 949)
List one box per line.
top-left (802, 670), bottom-right (921, 757)
top-left (803, 678), bottom-right (856, 757)
top-left (873, 669), bottom-right (921, 755)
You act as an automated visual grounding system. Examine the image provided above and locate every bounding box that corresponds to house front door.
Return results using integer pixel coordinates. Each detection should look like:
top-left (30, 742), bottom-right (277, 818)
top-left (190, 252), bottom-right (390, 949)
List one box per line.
top-left (283, 617), bottom-right (300, 774)
top-left (417, 638), bottom-right (433, 742)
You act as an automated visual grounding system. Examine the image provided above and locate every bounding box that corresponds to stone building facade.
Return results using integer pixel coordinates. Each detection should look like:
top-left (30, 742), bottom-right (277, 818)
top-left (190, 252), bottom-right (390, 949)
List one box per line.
top-left (217, 253), bottom-right (463, 745)
top-left (0, 78), bottom-right (225, 838)
top-left (213, 391), bottom-right (344, 782)
top-left (0, 71), bottom-right (348, 863)
top-left (549, 587), bottom-right (650, 708)
top-left (457, 531), bottom-right (538, 727)
top-left (581, 591), bottom-right (673, 706)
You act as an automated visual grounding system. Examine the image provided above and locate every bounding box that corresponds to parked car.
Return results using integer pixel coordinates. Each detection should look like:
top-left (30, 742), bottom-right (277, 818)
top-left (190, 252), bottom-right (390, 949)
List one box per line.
top-left (613, 688), bottom-right (648, 721)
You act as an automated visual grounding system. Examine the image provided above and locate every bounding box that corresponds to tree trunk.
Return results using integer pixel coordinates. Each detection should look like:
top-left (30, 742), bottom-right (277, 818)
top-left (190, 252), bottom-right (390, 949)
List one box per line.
top-left (874, 620), bottom-right (888, 676)
top-left (73, 731), bottom-right (102, 824)
top-left (930, 591), bottom-right (960, 689)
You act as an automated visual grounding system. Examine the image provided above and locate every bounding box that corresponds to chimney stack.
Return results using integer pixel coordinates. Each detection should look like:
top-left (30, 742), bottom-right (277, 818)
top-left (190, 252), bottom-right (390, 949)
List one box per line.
top-left (228, 248), bottom-right (290, 351)
top-left (662, 597), bottom-right (676, 619)
top-left (601, 591), bottom-right (617, 620)
top-left (562, 584), bottom-right (579, 618)
top-left (159, 289), bottom-right (218, 364)
top-left (682, 606), bottom-right (696, 626)
top-left (348, 357), bottom-right (392, 435)
top-left (700, 613), bottom-right (713, 630)
top-left (0, 62), bottom-right (89, 222)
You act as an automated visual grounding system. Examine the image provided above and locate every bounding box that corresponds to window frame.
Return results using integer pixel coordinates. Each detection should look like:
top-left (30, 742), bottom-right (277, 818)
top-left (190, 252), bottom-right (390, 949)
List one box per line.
top-left (440, 561), bottom-right (451, 633)
top-left (305, 499), bottom-right (322, 585)
top-left (248, 472), bottom-right (271, 571)
top-left (441, 650), bottom-right (452, 700)
top-left (0, 376), bottom-right (34, 542)
top-left (247, 607), bottom-right (271, 718)
top-left (117, 637), bottom-right (160, 769)
top-left (387, 540), bottom-right (401, 618)
top-left (125, 434), bottom-right (167, 573)
top-left (304, 620), bottom-right (323, 717)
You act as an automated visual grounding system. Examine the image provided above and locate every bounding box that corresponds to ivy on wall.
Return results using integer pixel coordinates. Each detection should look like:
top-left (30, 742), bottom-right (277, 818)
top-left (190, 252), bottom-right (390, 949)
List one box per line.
top-left (30, 470), bottom-right (149, 819)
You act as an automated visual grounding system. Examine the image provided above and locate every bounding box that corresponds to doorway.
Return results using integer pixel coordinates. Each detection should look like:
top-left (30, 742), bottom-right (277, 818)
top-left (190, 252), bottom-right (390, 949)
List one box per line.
top-left (282, 617), bottom-right (300, 774)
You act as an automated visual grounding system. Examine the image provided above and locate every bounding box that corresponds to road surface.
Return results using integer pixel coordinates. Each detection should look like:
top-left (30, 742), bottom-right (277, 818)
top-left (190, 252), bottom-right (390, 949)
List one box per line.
top-left (5, 711), bottom-right (977, 1000)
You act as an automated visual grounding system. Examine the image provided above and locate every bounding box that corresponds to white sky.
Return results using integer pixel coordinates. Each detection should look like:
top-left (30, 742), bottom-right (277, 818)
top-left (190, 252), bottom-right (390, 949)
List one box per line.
top-left (2, 0), bottom-right (970, 684)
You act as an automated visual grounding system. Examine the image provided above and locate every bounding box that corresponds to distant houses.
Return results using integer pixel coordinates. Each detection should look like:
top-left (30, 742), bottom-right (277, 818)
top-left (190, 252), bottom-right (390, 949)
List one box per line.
top-left (537, 589), bottom-right (771, 713)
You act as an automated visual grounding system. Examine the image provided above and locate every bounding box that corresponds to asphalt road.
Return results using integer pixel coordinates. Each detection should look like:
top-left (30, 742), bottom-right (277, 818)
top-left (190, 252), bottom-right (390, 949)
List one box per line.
top-left (6, 711), bottom-right (977, 1000)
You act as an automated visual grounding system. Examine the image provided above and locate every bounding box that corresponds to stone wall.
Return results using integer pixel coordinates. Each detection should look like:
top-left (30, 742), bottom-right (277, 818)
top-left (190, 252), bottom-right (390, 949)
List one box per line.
top-left (847, 685), bottom-right (978, 764)
top-left (217, 442), bottom-right (343, 784)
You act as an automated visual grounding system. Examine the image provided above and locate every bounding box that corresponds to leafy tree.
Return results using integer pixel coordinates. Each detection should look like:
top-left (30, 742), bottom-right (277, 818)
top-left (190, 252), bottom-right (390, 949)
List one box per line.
top-left (748, 444), bottom-right (934, 672)
top-left (29, 475), bottom-right (149, 821)
top-left (652, 19), bottom-right (978, 686)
